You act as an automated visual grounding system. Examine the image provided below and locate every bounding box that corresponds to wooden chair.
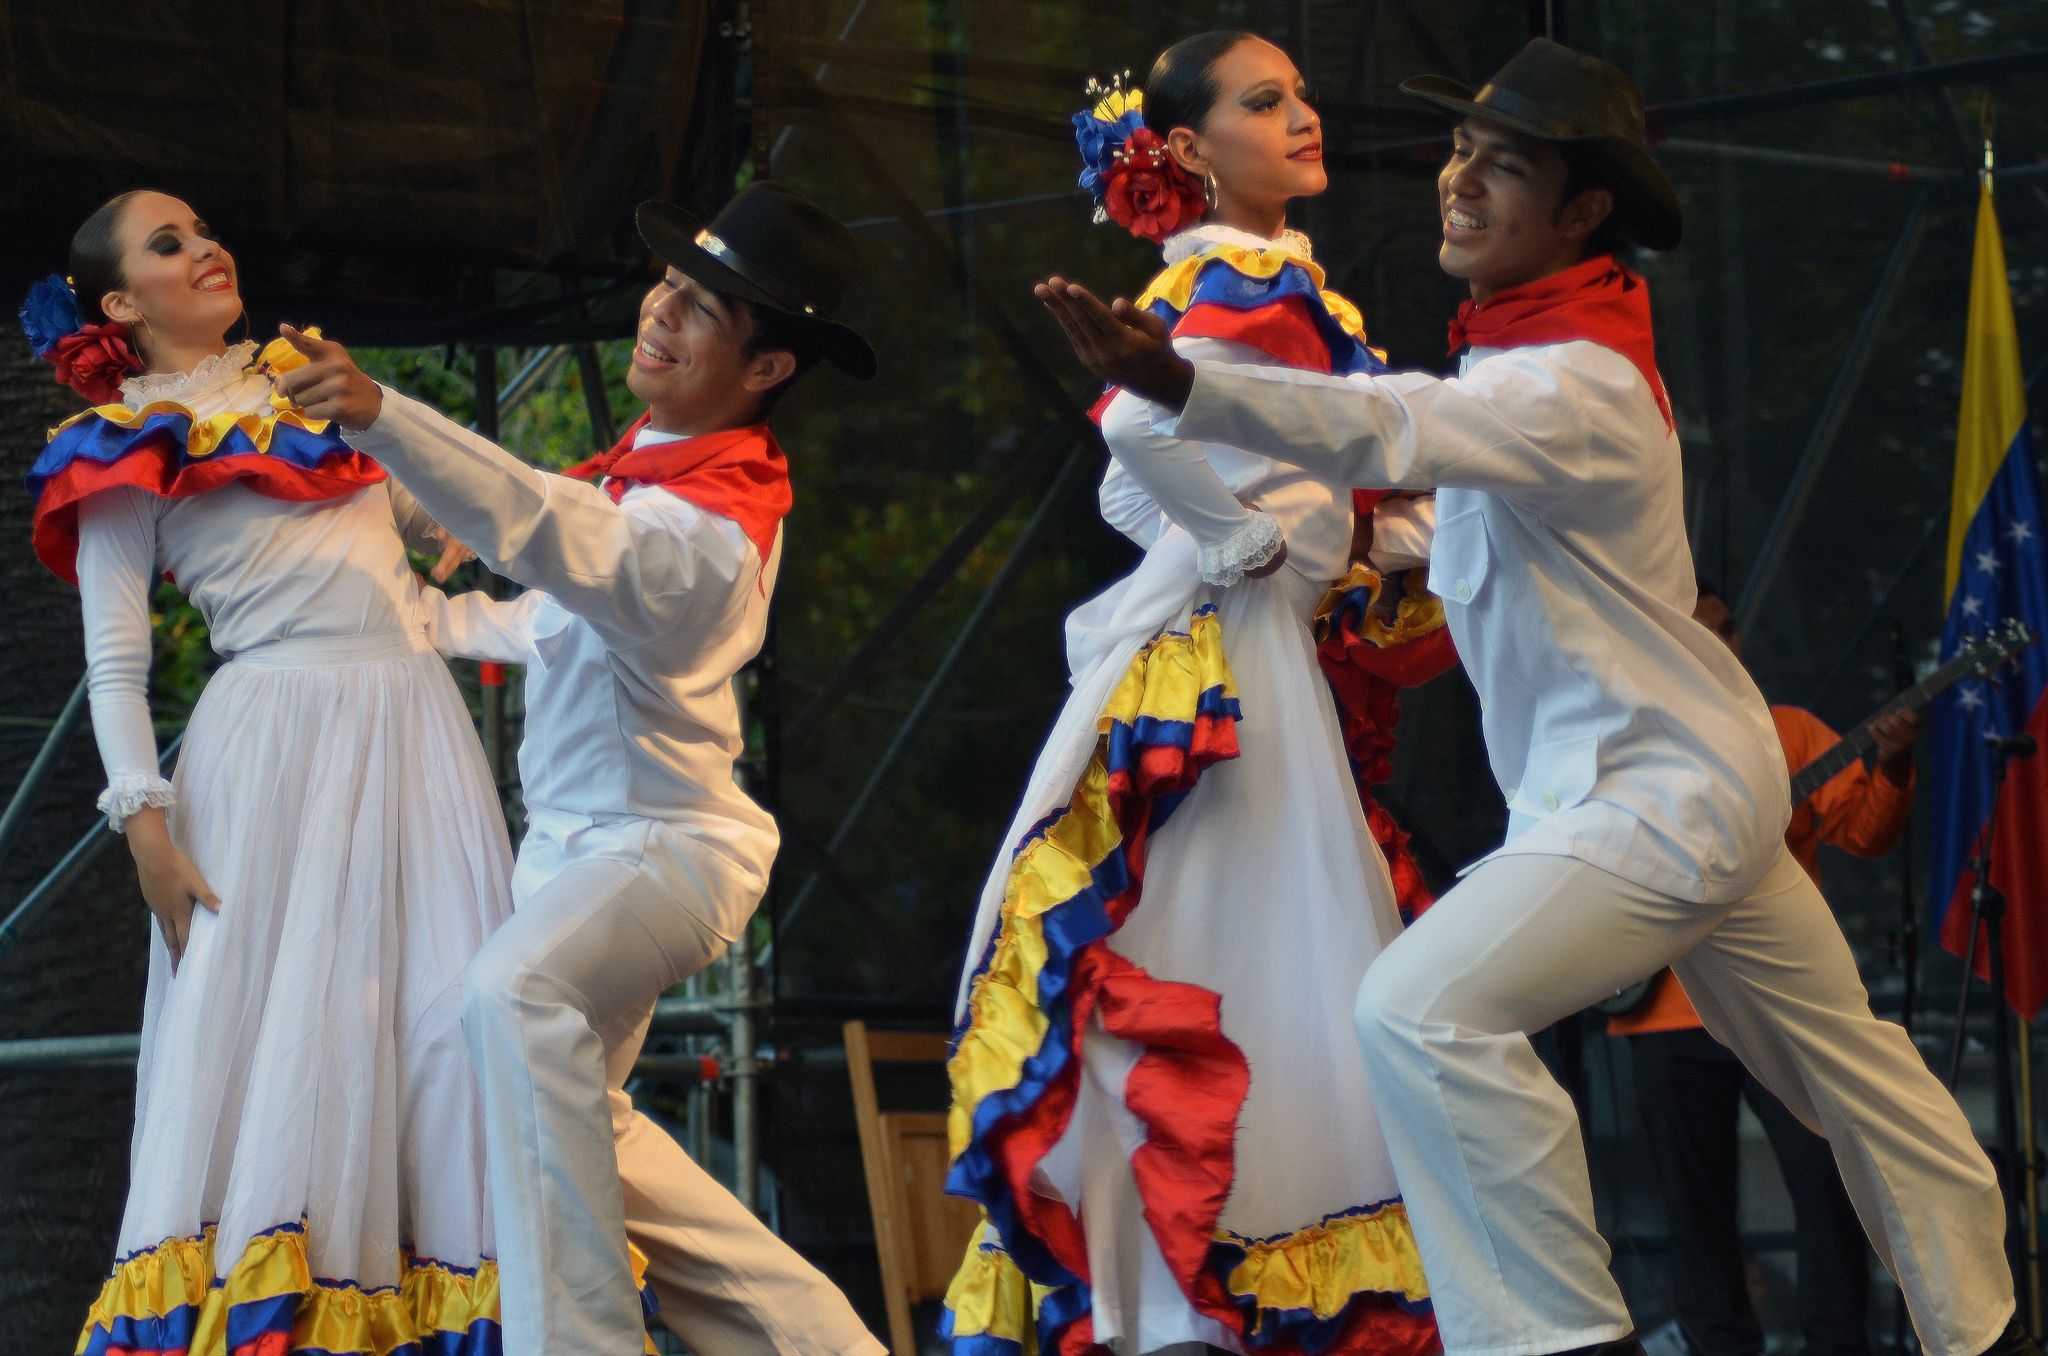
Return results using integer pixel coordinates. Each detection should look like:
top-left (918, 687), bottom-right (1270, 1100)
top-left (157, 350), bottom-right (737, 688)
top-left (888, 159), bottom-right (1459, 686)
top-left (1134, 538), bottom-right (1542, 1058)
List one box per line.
top-left (843, 1020), bottom-right (984, 1356)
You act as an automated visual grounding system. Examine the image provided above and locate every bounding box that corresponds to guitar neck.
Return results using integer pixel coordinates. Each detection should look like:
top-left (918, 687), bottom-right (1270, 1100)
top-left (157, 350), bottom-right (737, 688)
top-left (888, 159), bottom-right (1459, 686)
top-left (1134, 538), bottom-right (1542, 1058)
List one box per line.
top-left (1785, 653), bottom-right (1972, 804)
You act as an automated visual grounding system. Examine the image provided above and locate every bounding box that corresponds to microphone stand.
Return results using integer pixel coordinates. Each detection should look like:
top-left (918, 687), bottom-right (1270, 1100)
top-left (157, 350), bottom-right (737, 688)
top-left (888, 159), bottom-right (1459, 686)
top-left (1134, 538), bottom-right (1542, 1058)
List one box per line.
top-left (1943, 731), bottom-right (2034, 1289)
top-left (1888, 625), bottom-right (1922, 1352)
top-left (1894, 623), bottom-right (1921, 1042)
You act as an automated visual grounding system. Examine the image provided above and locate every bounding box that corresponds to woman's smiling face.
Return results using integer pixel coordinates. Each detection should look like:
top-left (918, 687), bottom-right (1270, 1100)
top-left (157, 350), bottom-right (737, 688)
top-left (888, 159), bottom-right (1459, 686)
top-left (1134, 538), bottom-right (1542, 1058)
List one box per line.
top-left (97, 192), bottom-right (243, 360)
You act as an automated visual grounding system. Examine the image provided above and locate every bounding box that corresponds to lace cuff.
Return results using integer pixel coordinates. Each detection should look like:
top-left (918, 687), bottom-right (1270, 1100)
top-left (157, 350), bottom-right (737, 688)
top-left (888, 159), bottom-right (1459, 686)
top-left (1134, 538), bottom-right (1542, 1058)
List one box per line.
top-left (97, 773), bottom-right (175, 832)
top-left (1196, 511), bottom-right (1285, 587)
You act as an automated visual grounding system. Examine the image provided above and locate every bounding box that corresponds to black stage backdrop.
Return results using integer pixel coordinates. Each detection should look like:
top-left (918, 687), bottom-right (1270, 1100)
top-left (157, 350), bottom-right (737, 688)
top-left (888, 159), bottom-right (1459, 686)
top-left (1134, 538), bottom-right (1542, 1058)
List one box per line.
top-left (2, 1), bottom-right (2046, 1347)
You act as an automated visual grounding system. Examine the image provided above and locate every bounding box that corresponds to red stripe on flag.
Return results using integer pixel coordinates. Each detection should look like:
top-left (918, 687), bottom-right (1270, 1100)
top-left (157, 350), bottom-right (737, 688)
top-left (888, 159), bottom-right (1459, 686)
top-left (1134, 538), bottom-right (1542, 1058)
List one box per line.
top-left (1939, 688), bottom-right (2048, 1018)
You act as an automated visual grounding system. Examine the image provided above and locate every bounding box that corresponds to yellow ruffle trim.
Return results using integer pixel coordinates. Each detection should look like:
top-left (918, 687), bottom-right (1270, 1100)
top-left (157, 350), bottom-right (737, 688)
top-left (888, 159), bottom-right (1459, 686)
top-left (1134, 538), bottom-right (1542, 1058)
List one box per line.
top-left (947, 609), bottom-right (1238, 1161)
top-left (944, 1204), bottom-right (1430, 1348)
top-left (1135, 245), bottom-right (1373, 348)
top-left (1219, 1200), bottom-right (1431, 1320)
top-left (76, 1221), bottom-right (502, 1356)
top-left (52, 332), bottom-right (336, 454)
top-left (1315, 563), bottom-right (1448, 649)
top-left (944, 1220), bottom-right (1056, 1352)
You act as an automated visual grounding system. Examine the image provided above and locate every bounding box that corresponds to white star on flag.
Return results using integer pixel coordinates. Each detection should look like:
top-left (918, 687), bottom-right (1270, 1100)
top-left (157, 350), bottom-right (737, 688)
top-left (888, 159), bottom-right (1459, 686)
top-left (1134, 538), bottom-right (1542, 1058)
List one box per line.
top-left (2010, 519), bottom-right (2036, 545)
top-left (1962, 595), bottom-right (1986, 618)
top-left (1976, 548), bottom-right (2004, 575)
top-left (1959, 685), bottom-right (1986, 711)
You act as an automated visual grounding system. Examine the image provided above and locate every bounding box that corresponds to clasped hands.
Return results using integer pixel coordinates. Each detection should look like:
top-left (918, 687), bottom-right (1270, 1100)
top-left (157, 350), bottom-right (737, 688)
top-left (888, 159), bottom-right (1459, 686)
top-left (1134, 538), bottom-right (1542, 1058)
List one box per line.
top-left (268, 325), bottom-right (471, 583)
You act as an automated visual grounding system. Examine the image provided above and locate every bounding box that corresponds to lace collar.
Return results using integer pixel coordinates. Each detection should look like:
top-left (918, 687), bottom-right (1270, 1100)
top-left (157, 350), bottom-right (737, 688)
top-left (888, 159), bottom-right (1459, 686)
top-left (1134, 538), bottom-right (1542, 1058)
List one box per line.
top-left (118, 340), bottom-right (261, 407)
top-left (1161, 222), bottom-right (1314, 266)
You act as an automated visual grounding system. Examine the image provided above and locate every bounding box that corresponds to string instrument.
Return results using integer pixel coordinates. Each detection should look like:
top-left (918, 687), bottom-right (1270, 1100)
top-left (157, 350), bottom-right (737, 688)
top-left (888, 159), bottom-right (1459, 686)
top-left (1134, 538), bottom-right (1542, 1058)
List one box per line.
top-left (1592, 617), bottom-right (2037, 1018)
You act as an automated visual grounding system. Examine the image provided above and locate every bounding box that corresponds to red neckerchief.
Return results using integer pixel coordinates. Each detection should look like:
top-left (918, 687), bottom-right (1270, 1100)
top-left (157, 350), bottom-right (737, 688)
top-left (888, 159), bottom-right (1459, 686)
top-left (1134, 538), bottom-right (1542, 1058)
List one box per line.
top-left (1445, 255), bottom-right (1673, 430)
top-left (566, 412), bottom-right (792, 589)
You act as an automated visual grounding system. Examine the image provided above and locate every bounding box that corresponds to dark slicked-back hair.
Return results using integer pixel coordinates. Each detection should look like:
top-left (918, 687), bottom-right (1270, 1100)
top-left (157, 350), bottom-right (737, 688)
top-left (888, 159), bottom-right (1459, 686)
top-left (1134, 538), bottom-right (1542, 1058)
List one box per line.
top-left (69, 190), bottom-right (146, 325)
top-left (737, 298), bottom-right (824, 417)
top-left (1142, 30), bottom-right (1257, 137)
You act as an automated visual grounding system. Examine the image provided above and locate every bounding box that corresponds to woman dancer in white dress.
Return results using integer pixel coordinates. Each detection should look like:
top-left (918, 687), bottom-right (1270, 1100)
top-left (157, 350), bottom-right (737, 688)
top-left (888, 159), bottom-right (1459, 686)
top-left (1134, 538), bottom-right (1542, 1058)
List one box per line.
top-left (942, 34), bottom-right (1446, 1356)
top-left (22, 191), bottom-right (513, 1355)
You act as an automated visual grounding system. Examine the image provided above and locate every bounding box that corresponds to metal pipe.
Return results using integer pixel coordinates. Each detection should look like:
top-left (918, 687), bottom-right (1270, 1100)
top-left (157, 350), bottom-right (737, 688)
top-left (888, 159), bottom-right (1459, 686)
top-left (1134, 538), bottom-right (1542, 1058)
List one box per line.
top-left (729, 939), bottom-right (760, 1211)
top-left (0, 731), bottom-right (184, 963)
top-left (497, 345), bottom-right (570, 414)
top-left (1648, 47), bottom-right (2048, 126)
top-left (773, 439), bottom-right (1092, 948)
top-left (474, 345), bottom-right (507, 788)
top-left (1800, 510), bottom-right (1945, 711)
top-left (783, 421), bottom-right (1064, 747)
top-left (1735, 191), bottom-right (1930, 630)
top-left (0, 1032), bottom-right (140, 1069)
top-left (2022, 1019), bottom-right (2042, 1330)
top-left (0, 675), bottom-right (89, 866)
top-left (1656, 137), bottom-right (1968, 184)
top-left (574, 344), bottom-right (618, 449)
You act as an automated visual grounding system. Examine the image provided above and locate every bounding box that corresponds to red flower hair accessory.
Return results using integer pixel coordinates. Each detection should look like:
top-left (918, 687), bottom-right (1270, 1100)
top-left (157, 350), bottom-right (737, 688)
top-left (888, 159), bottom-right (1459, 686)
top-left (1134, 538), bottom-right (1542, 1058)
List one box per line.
top-left (48, 323), bottom-right (143, 406)
top-left (19, 274), bottom-right (141, 406)
top-left (1074, 77), bottom-right (1209, 245)
top-left (1101, 127), bottom-right (1209, 244)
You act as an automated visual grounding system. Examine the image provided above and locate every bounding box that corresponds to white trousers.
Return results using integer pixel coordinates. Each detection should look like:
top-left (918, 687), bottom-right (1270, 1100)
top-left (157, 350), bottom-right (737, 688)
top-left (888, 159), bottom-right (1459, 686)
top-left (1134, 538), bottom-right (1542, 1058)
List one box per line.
top-left (462, 812), bottom-right (885, 1356)
top-left (1353, 848), bottom-right (2013, 1356)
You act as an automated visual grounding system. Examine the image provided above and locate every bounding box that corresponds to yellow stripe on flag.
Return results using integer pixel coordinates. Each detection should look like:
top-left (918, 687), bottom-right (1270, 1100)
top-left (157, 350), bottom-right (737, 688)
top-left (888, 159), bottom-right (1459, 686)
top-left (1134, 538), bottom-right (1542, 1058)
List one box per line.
top-left (1946, 179), bottom-right (2029, 603)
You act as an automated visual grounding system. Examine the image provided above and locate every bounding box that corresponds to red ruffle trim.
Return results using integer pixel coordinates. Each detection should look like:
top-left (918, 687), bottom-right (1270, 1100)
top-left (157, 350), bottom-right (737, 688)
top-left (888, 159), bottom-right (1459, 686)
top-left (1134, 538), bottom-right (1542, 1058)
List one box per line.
top-left (1173, 296), bottom-right (1335, 374)
top-left (33, 437), bottom-right (387, 585)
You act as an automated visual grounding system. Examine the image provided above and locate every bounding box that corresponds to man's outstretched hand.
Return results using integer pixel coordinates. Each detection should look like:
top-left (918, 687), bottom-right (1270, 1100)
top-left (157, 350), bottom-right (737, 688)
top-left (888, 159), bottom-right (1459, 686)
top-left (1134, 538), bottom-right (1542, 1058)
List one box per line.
top-left (1035, 276), bottom-right (1195, 411)
top-left (272, 324), bottom-right (384, 431)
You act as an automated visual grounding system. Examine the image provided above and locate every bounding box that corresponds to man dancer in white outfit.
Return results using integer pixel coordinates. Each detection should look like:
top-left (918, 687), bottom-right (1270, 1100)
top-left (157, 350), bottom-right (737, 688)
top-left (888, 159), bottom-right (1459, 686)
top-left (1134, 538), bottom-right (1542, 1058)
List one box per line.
top-left (1036, 38), bottom-right (2034, 1356)
top-left (277, 183), bottom-right (886, 1356)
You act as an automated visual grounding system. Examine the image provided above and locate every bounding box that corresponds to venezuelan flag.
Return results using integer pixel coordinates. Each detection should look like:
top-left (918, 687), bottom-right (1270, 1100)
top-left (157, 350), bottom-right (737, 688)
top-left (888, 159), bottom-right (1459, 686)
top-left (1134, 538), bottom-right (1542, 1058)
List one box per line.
top-left (1929, 178), bottom-right (2048, 1016)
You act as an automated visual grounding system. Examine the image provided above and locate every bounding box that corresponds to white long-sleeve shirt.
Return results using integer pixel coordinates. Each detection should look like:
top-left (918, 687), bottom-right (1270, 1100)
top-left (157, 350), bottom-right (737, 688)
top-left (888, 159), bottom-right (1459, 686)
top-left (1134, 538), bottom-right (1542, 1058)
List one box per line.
top-left (1095, 336), bottom-right (1437, 585)
top-left (345, 391), bottom-right (780, 905)
top-left (1155, 340), bottom-right (1789, 903)
top-left (71, 348), bottom-right (441, 827)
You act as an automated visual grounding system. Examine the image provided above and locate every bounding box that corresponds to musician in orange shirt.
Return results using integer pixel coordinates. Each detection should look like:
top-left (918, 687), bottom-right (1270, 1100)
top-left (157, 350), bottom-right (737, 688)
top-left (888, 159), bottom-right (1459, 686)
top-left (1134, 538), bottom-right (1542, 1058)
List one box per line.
top-left (1610, 580), bottom-right (1919, 1356)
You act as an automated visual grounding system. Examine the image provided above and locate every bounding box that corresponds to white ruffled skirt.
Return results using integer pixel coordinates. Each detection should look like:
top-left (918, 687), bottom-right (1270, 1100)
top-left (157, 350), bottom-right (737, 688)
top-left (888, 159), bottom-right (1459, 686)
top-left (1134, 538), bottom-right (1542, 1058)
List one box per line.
top-left (80, 627), bottom-right (514, 1355)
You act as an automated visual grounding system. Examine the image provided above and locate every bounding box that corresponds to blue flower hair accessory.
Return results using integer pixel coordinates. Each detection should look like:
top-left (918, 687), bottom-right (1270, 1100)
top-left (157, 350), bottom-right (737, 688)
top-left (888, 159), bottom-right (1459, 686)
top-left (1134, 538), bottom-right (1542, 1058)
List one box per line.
top-left (1073, 72), bottom-right (1146, 210)
top-left (1071, 72), bottom-right (1207, 243)
top-left (20, 274), bottom-right (83, 358)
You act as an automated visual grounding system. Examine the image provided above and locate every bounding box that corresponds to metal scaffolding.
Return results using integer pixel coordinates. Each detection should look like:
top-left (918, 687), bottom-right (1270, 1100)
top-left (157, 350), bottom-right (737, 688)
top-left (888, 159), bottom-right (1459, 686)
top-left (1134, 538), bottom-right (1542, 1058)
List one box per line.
top-left (2, 1), bottom-right (2046, 1340)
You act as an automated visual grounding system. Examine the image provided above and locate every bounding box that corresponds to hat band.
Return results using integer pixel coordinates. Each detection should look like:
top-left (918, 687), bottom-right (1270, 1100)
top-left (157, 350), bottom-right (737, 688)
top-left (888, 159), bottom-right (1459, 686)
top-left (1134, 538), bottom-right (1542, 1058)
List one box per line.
top-left (1469, 82), bottom-right (1588, 141)
top-left (694, 229), bottom-right (821, 318)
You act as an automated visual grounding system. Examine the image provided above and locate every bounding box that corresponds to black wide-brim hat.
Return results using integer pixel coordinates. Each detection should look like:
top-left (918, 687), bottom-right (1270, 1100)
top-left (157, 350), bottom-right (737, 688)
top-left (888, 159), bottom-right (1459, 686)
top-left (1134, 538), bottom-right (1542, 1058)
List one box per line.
top-left (637, 180), bottom-right (877, 380)
top-left (1400, 37), bottom-right (1682, 252)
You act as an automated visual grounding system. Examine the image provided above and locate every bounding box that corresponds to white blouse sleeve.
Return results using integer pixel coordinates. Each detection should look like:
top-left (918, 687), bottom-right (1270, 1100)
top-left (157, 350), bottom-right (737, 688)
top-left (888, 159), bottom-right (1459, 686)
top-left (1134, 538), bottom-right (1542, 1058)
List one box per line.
top-left (1097, 457), bottom-right (1170, 549)
top-left (1368, 493), bottom-right (1436, 573)
top-left (74, 488), bottom-right (173, 831)
top-left (419, 586), bottom-right (544, 664)
top-left (385, 478), bottom-right (457, 558)
top-left (1096, 336), bottom-right (1285, 586)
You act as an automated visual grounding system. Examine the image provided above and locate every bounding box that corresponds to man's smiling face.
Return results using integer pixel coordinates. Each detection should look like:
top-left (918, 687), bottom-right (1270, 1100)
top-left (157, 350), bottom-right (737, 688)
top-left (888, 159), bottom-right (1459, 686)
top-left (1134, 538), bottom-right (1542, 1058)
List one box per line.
top-left (1436, 117), bottom-right (1612, 301)
top-left (625, 268), bottom-right (761, 425)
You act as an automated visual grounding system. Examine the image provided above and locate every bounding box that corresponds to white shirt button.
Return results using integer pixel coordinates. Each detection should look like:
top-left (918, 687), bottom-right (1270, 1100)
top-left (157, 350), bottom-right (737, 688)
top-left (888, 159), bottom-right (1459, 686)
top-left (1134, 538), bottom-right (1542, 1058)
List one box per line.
top-left (1455, 579), bottom-right (1473, 603)
top-left (1542, 790), bottom-right (1560, 812)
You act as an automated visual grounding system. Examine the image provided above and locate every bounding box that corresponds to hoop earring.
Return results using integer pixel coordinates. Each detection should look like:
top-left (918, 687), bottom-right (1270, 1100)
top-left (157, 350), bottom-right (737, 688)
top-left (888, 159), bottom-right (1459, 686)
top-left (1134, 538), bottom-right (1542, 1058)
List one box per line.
top-left (1204, 172), bottom-right (1220, 212)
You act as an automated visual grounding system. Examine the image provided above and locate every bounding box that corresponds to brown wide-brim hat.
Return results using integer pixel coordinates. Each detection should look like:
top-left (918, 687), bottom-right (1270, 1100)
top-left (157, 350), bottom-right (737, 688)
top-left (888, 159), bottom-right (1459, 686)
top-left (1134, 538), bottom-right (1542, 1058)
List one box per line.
top-left (637, 181), bottom-right (877, 380)
top-left (1400, 37), bottom-right (1682, 252)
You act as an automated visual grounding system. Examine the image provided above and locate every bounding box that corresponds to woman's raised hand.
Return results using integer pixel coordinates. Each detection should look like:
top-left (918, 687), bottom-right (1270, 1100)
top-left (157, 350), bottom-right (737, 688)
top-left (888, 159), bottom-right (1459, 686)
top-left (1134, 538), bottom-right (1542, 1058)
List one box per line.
top-left (273, 324), bottom-right (385, 432)
top-left (1034, 276), bottom-right (1196, 410)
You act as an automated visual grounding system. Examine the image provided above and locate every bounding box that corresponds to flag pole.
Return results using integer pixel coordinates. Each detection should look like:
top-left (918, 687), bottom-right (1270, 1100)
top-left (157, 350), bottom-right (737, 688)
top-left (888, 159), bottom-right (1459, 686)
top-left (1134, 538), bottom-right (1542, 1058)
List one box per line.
top-left (1982, 97), bottom-right (2043, 1331)
top-left (2022, 1017), bottom-right (2041, 1331)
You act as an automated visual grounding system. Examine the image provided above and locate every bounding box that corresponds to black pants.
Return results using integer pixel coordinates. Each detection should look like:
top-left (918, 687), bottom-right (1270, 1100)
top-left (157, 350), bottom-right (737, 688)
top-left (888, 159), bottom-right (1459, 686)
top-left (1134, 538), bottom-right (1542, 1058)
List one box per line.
top-left (1630, 1027), bottom-right (1873, 1356)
